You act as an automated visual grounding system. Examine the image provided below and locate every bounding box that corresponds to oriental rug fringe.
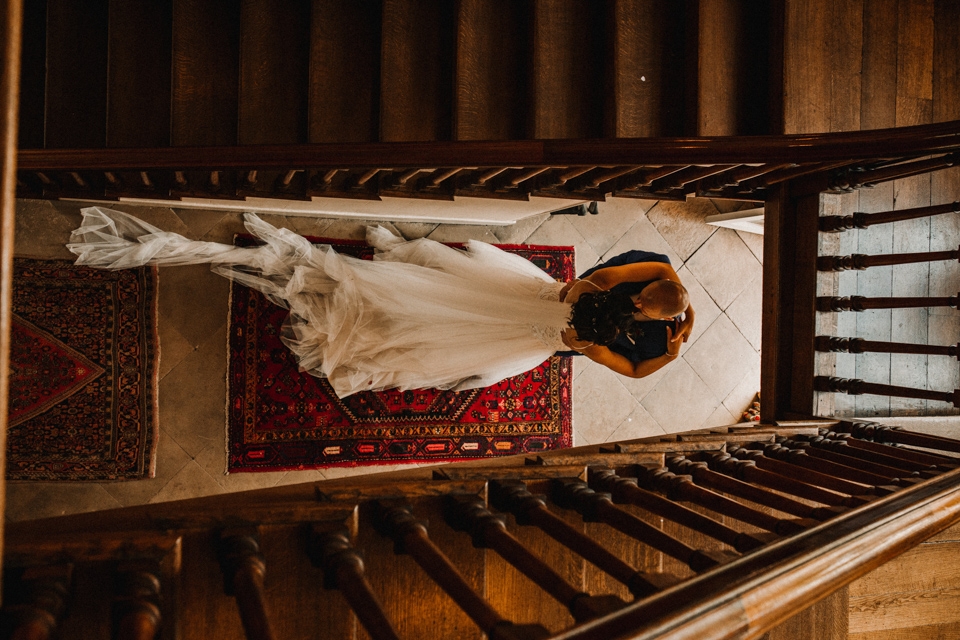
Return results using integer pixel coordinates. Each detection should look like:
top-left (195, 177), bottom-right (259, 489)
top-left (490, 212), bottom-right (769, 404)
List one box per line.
top-left (7, 260), bottom-right (160, 481)
top-left (227, 236), bottom-right (573, 473)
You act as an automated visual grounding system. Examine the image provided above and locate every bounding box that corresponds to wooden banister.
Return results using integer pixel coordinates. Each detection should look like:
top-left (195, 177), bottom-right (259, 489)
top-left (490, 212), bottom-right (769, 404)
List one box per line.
top-left (0, 0), bottom-right (24, 590)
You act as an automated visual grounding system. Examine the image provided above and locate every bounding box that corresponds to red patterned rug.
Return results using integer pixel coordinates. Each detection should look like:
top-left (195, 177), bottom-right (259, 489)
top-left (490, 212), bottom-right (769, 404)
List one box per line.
top-left (227, 236), bottom-right (574, 472)
top-left (7, 260), bottom-right (159, 481)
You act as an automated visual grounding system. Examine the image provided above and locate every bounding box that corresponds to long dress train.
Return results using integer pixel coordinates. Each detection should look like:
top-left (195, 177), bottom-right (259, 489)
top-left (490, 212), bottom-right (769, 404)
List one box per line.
top-left (67, 207), bottom-right (573, 397)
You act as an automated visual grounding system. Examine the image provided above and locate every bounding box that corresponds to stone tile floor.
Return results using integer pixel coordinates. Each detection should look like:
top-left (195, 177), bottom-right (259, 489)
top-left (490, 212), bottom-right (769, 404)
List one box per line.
top-left (6, 196), bottom-right (763, 521)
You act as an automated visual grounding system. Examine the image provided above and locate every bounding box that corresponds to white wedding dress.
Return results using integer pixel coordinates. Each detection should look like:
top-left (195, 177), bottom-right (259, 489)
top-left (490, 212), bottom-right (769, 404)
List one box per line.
top-left (68, 207), bottom-right (573, 398)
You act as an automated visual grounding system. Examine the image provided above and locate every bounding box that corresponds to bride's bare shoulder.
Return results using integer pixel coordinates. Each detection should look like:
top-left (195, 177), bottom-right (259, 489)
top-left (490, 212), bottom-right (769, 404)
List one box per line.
top-left (561, 279), bottom-right (602, 304)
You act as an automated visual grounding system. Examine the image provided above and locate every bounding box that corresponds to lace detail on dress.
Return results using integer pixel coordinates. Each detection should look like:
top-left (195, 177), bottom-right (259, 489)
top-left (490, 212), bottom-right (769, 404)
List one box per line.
top-left (531, 280), bottom-right (570, 349)
top-left (537, 280), bottom-right (567, 301)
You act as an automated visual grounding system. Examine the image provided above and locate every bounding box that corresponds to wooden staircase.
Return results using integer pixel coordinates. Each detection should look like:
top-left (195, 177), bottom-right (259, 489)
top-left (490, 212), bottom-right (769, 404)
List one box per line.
top-left (14, 0), bottom-right (781, 205)
top-left (3, 422), bottom-right (960, 639)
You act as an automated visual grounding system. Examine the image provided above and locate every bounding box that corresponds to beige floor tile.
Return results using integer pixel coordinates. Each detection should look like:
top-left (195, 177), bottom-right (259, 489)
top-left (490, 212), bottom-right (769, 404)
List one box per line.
top-left (149, 459), bottom-right (225, 504)
top-left (605, 403), bottom-right (666, 442)
top-left (701, 403), bottom-right (739, 429)
top-left (722, 359), bottom-right (761, 418)
top-left (174, 208), bottom-right (232, 239)
top-left (493, 212), bottom-right (550, 244)
top-left (724, 271), bottom-right (763, 351)
top-left (600, 215), bottom-right (682, 266)
top-left (393, 221), bottom-right (440, 240)
top-left (736, 230), bottom-right (764, 264)
top-left (572, 366), bottom-right (640, 445)
top-left (159, 327), bottom-right (228, 458)
top-left (616, 361), bottom-right (671, 402)
top-left (99, 429), bottom-right (193, 507)
top-left (646, 198), bottom-right (718, 262)
top-left (675, 265), bottom-right (722, 348)
top-left (15, 199), bottom-right (78, 259)
top-left (7, 482), bottom-right (123, 521)
top-left (157, 263), bottom-right (229, 348)
top-left (194, 442), bottom-right (292, 491)
top-left (525, 215), bottom-right (600, 274)
top-left (642, 359), bottom-right (720, 433)
top-left (685, 228), bottom-right (761, 310)
top-left (157, 318), bottom-right (194, 380)
top-left (274, 470), bottom-right (329, 486)
top-left (567, 197), bottom-right (653, 257)
top-left (683, 314), bottom-right (758, 402)
top-left (318, 463), bottom-right (422, 480)
top-left (426, 224), bottom-right (499, 244)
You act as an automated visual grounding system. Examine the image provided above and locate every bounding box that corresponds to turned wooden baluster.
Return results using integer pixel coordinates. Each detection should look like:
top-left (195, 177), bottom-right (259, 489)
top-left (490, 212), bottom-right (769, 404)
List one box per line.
top-left (838, 434), bottom-right (960, 469)
top-left (816, 293), bottom-right (959, 312)
top-left (218, 530), bottom-right (277, 640)
top-left (830, 153), bottom-right (958, 191)
top-left (777, 438), bottom-right (921, 487)
top-left (489, 480), bottom-right (679, 597)
top-left (696, 450), bottom-right (869, 509)
top-left (668, 454), bottom-right (852, 520)
top-left (836, 421), bottom-right (960, 457)
top-left (308, 527), bottom-right (400, 640)
top-left (802, 433), bottom-right (941, 477)
top-left (820, 200), bottom-right (960, 232)
top-left (7, 565), bottom-right (72, 640)
top-left (374, 502), bottom-right (550, 640)
top-left (630, 465), bottom-right (816, 535)
top-left (443, 495), bottom-right (627, 622)
top-left (796, 436), bottom-right (937, 478)
top-left (113, 563), bottom-right (162, 640)
top-left (588, 469), bottom-right (776, 553)
top-left (550, 479), bottom-right (738, 573)
top-left (815, 336), bottom-right (960, 358)
top-left (817, 246), bottom-right (960, 271)
top-left (814, 375), bottom-right (960, 408)
top-left (752, 441), bottom-right (902, 492)
top-left (726, 445), bottom-right (878, 497)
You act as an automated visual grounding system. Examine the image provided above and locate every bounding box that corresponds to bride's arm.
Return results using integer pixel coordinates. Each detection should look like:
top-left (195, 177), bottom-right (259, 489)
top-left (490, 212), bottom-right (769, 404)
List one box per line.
top-left (583, 261), bottom-right (679, 290)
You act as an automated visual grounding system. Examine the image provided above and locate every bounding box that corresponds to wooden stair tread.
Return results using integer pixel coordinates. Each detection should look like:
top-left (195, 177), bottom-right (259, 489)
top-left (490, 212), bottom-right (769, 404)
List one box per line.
top-left (44, 0), bottom-right (109, 148)
top-left (308, 0), bottom-right (382, 143)
top-left (106, 0), bottom-right (172, 148)
top-left (530, 0), bottom-right (604, 140)
top-left (454, 0), bottom-right (530, 141)
top-left (379, 0), bottom-right (455, 142)
top-left (171, 0), bottom-right (240, 146)
top-left (238, 0), bottom-right (310, 145)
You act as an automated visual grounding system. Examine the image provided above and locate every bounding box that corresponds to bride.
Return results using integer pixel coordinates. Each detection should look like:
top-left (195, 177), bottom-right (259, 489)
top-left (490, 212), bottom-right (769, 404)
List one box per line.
top-left (68, 207), bottom-right (689, 398)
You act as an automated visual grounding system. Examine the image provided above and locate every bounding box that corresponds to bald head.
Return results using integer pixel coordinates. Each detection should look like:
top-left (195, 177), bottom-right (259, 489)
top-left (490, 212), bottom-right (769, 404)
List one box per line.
top-left (638, 279), bottom-right (689, 319)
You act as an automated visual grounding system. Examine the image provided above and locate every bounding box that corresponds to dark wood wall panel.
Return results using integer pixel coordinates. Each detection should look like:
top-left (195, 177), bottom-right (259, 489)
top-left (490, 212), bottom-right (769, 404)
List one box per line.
top-left (107, 0), bottom-right (173, 147)
top-left (308, 0), bottom-right (382, 143)
top-left (171, 0), bottom-right (240, 146)
top-left (238, 0), bottom-right (310, 145)
top-left (44, 0), bottom-right (109, 148)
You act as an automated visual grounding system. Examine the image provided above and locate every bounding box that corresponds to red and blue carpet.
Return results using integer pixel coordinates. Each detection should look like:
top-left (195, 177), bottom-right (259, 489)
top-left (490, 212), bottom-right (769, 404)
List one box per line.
top-left (7, 260), bottom-right (159, 481)
top-left (227, 236), bottom-right (573, 472)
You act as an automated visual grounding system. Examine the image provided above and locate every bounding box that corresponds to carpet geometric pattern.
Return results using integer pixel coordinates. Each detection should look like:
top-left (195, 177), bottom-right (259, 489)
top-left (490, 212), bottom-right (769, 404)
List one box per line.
top-left (7, 260), bottom-right (160, 481)
top-left (227, 237), bottom-right (574, 473)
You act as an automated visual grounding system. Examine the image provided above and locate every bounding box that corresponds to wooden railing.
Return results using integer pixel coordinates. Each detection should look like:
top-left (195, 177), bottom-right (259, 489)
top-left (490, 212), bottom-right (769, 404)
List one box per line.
top-left (14, 121), bottom-right (960, 204)
top-left (0, 0), bottom-right (24, 593)
top-left (3, 422), bottom-right (960, 640)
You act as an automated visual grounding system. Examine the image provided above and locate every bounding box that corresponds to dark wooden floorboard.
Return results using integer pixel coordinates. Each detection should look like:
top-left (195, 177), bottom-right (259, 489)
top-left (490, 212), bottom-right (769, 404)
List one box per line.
top-left (107, 0), bottom-right (173, 148)
top-left (379, 0), bottom-right (455, 142)
top-left (308, 0), bottom-right (381, 143)
top-left (454, 0), bottom-right (530, 141)
top-left (44, 0), bottom-right (109, 148)
top-left (171, 0), bottom-right (240, 146)
top-left (238, 0), bottom-right (310, 145)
